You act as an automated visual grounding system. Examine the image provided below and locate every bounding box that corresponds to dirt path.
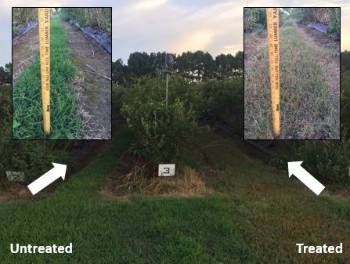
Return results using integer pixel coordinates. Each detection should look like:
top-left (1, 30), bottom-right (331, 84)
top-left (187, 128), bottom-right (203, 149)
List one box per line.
top-left (62, 21), bottom-right (111, 139)
top-left (296, 23), bottom-right (340, 53)
top-left (12, 27), bottom-right (39, 83)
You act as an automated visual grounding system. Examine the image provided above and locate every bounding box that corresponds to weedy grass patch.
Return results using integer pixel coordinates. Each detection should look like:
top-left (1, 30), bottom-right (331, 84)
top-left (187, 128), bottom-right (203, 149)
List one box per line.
top-left (244, 24), bottom-right (340, 139)
top-left (0, 129), bottom-right (257, 264)
top-left (13, 17), bottom-right (81, 139)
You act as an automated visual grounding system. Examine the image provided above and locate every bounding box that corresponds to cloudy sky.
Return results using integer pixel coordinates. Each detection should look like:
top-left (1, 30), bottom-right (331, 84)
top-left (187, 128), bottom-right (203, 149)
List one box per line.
top-left (1, 0), bottom-right (349, 65)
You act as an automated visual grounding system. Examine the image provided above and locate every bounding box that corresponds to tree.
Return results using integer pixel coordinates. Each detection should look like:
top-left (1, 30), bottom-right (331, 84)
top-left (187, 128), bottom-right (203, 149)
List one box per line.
top-left (233, 51), bottom-right (243, 73)
top-left (0, 63), bottom-right (12, 84)
top-left (244, 8), bottom-right (266, 32)
top-left (149, 52), bottom-right (174, 73)
top-left (127, 52), bottom-right (154, 77)
top-left (214, 52), bottom-right (242, 79)
top-left (215, 54), bottom-right (235, 79)
top-left (112, 59), bottom-right (129, 85)
top-left (176, 51), bottom-right (214, 81)
top-left (342, 51), bottom-right (350, 71)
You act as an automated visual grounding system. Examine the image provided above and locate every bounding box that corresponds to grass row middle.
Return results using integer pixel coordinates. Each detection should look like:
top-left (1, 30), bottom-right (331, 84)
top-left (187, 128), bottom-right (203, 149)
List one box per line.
top-left (13, 16), bottom-right (81, 139)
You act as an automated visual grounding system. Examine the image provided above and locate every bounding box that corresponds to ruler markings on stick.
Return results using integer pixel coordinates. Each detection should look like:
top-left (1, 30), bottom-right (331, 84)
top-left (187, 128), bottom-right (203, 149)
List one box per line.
top-left (266, 8), bottom-right (280, 138)
top-left (38, 8), bottom-right (51, 134)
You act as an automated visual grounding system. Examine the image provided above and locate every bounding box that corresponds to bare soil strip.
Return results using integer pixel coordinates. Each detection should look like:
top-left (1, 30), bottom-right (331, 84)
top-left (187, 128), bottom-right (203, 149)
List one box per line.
top-left (0, 184), bottom-right (32, 204)
top-left (62, 21), bottom-right (111, 139)
top-left (12, 27), bottom-right (39, 83)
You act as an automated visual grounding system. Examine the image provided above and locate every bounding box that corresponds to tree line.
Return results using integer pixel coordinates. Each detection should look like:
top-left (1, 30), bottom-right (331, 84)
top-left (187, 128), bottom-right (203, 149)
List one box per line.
top-left (3, 49), bottom-right (349, 87)
top-left (112, 51), bottom-right (243, 85)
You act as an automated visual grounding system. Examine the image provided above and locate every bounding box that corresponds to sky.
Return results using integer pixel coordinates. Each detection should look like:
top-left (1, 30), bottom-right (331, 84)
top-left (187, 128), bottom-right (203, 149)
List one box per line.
top-left (1, 0), bottom-right (349, 65)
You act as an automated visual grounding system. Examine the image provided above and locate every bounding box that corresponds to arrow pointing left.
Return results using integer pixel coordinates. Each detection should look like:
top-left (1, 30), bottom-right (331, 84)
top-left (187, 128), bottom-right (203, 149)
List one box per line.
top-left (288, 161), bottom-right (325, 195)
top-left (27, 163), bottom-right (67, 195)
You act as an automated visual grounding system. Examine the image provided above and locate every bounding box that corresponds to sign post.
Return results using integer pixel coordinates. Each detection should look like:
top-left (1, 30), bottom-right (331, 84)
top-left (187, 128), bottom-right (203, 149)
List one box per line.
top-left (38, 8), bottom-right (51, 134)
top-left (266, 8), bottom-right (280, 138)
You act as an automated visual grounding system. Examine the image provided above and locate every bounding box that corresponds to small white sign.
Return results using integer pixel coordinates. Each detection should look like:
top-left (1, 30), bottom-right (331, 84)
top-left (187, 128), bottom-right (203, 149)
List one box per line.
top-left (6, 171), bottom-right (25, 182)
top-left (158, 164), bottom-right (175, 176)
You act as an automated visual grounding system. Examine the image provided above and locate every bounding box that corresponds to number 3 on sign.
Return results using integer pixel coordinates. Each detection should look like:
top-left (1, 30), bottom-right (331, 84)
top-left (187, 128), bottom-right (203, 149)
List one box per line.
top-left (158, 164), bottom-right (176, 176)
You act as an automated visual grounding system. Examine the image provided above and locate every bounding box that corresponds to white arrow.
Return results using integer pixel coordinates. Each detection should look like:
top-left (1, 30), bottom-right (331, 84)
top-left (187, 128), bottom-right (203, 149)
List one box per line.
top-left (288, 161), bottom-right (325, 195)
top-left (27, 163), bottom-right (67, 195)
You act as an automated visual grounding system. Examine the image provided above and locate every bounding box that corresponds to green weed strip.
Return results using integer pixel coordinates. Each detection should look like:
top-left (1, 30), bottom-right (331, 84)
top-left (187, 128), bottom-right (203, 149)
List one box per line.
top-left (13, 17), bottom-right (81, 139)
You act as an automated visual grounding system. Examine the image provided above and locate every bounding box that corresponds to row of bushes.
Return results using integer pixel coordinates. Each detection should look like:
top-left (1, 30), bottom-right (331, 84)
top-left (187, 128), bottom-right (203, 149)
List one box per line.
top-left (13, 8), bottom-right (37, 25)
top-left (244, 8), bottom-right (340, 36)
top-left (60, 8), bottom-right (111, 33)
top-left (12, 8), bottom-right (112, 36)
top-left (244, 8), bottom-right (291, 33)
top-left (12, 8), bottom-right (37, 36)
top-left (115, 64), bottom-right (348, 185)
top-left (113, 75), bottom-right (243, 166)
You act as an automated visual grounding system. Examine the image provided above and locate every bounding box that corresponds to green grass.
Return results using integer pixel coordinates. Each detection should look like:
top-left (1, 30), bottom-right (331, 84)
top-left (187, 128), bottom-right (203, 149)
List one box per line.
top-left (0, 129), bottom-right (255, 263)
top-left (0, 128), bottom-right (349, 263)
top-left (244, 24), bottom-right (340, 139)
top-left (12, 25), bottom-right (20, 36)
top-left (189, 132), bottom-right (350, 263)
top-left (13, 17), bottom-right (81, 139)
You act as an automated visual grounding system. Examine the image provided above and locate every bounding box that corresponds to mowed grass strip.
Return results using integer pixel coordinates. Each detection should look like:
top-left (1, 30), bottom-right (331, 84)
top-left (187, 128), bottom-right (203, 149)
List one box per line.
top-left (244, 24), bottom-right (340, 139)
top-left (13, 17), bottom-right (81, 139)
top-left (190, 132), bottom-right (350, 263)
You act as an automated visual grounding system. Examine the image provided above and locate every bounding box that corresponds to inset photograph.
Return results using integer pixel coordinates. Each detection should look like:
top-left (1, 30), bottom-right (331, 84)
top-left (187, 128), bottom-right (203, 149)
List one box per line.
top-left (12, 7), bottom-right (112, 139)
top-left (244, 7), bottom-right (340, 139)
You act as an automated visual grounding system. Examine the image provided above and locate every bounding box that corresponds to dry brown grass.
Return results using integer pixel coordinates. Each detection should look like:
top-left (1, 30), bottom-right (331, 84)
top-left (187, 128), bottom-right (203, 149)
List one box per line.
top-left (0, 183), bottom-right (31, 204)
top-left (244, 24), bottom-right (340, 139)
top-left (101, 166), bottom-right (211, 199)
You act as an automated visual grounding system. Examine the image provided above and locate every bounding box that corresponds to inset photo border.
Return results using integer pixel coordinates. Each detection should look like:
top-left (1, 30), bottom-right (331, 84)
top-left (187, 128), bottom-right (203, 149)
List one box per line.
top-left (12, 7), bottom-right (112, 140)
top-left (243, 7), bottom-right (341, 140)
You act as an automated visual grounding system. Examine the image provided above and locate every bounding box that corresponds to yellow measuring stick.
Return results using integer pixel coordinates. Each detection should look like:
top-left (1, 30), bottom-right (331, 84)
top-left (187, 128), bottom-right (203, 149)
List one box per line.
top-left (266, 8), bottom-right (280, 138)
top-left (38, 8), bottom-right (51, 134)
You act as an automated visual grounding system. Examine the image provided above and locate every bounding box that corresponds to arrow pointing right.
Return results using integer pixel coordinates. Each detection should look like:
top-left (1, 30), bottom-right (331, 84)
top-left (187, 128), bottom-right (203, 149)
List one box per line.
top-left (27, 163), bottom-right (67, 195)
top-left (288, 161), bottom-right (325, 195)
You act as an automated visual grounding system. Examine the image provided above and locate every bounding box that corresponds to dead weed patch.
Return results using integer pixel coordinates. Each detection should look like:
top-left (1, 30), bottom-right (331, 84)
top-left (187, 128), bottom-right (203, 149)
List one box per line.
top-left (0, 183), bottom-right (32, 204)
top-left (101, 165), bottom-right (211, 199)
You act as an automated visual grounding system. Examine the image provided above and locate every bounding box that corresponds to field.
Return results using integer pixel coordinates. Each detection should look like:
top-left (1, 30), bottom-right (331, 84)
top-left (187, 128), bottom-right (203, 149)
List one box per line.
top-left (0, 128), bottom-right (349, 263)
top-left (244, 22), bottom-right (340, 139)
top-left (2, 6), bottom-right (349, 263)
